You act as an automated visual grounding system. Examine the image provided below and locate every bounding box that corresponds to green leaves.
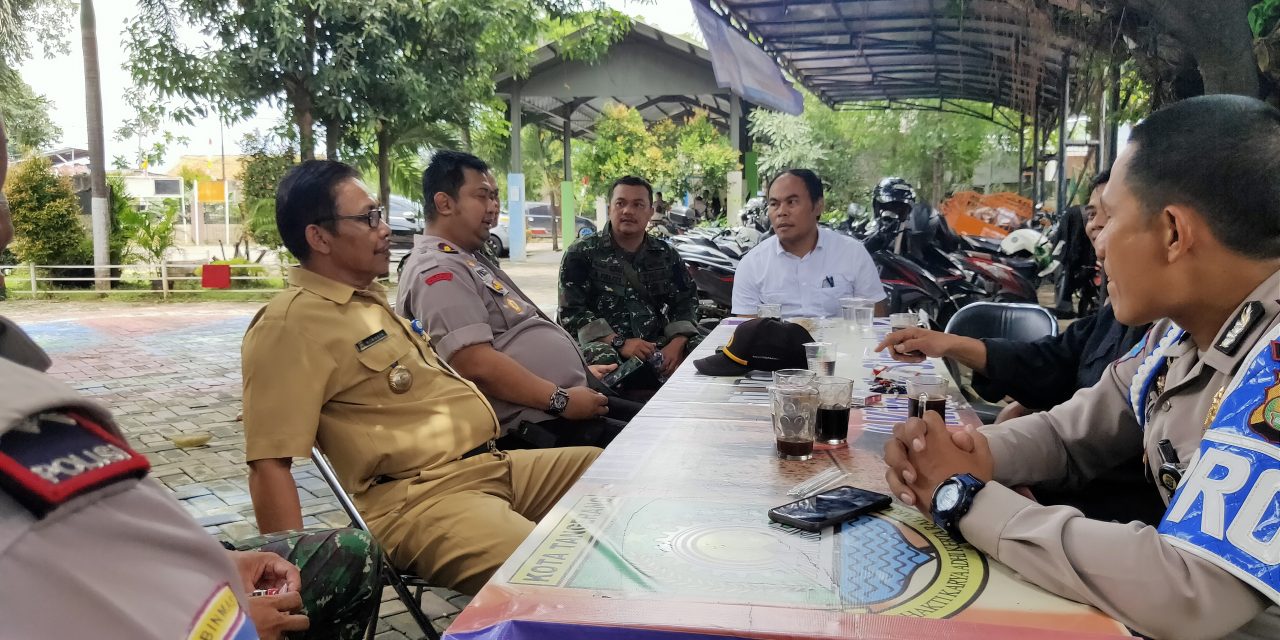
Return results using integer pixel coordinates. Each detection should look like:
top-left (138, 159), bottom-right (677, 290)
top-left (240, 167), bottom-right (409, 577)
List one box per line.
top-left (749, 93), bottom-right (1010, 209)
top-left (4, 156), bottom-right (91, 266)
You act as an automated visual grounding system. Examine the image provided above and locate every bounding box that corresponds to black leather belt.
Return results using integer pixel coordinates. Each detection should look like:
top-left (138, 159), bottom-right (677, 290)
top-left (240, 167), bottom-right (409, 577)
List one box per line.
top-left (373, 440), bottom-right (497, 485)
top-left (459, 439), bottom-right (497, 460)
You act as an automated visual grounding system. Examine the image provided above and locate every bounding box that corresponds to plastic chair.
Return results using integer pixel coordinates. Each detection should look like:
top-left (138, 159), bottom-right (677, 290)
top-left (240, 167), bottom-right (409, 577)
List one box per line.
top-left (310, 447), bottom-right (441, 640)
top-left (943, 302), bottom-right (1060, 423)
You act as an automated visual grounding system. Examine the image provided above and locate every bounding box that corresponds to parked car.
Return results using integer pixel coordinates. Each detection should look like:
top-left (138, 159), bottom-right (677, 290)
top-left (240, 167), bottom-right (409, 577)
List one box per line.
top-left (387, 195), bottom-right (424, 248)
top-left (488, 202), bottom-right (596, 257)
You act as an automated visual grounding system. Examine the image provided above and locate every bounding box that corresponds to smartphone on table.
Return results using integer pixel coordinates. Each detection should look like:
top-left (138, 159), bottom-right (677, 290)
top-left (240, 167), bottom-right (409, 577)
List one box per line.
top-left (768, 485), bottom-right (892, 532)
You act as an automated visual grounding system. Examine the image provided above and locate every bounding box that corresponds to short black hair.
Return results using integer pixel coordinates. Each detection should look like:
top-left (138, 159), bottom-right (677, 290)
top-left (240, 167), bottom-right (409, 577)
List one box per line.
top-left (609, 176), bottom-right (653, 204)
top-left (422, 150), bottom-right (490, 222)
top-left (276, 160), bottom-right (361, 262)
top-left (1090, 169), bottom-right (1110, 194)
top-left (1127, 95), bottom-right (1280, 259)
top-left (768, 168), bottom-right (824, 202)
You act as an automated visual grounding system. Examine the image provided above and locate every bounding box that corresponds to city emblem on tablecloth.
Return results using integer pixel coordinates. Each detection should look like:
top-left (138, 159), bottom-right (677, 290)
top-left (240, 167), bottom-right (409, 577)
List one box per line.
top-left (507, 496), bottom-right (986, 619)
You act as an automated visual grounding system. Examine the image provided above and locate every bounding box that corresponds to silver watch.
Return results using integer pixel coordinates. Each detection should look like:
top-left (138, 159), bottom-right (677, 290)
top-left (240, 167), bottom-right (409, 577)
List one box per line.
top-left (547, 387), bottom-right (570, 416)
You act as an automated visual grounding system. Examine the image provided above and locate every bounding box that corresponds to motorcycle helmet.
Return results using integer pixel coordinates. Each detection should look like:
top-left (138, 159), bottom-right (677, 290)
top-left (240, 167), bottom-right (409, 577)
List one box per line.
top-left (872, 177), bottom-right (916, 217)
top-left (1001, 228), bottom-right (1046, 257)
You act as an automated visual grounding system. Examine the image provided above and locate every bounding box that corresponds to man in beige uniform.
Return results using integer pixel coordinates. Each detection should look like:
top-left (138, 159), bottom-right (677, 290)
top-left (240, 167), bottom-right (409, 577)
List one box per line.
top-left (885, 95), bottom-right (1280, 639)
top-left (397, 151), bottom-right (634, 449)
top-left (242, 160), bottom-right (599, 595)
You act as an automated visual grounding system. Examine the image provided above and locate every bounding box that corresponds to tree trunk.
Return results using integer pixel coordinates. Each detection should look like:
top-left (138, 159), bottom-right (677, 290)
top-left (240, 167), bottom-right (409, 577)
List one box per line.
top-left (297, 11), bottom-right (318, 160)
top-left (81, 0), bottom-right (110, 290)
top-left (1118, 0), bottom-right (1259, 97)
top-left (376, 120), bottom-right (392, 209)
top-left (325, 118), bottom-right (341, 160)
top-left (295, 99), bottom-right (315, 161)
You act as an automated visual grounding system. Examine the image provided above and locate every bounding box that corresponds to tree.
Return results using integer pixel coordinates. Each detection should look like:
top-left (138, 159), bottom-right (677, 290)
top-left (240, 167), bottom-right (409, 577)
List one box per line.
top-left (750, 94), bottom-right (1011, 208)
top-left (578, 103), bottom-right (669, 198)
top-left (237, 132), bottom-right (296, 253)
top-left (1106, 0), bottom-right (1258, 97)
top-left (113, 85), bottom-right (189, 171)
top-left (81, 0), bottom-right (109, 289)
top-left (652, 113), bottom-right (740, 202)
top-left (0, 68), bottom-right (60, 154)
top-left (4, 157), bottom-right (90, 267)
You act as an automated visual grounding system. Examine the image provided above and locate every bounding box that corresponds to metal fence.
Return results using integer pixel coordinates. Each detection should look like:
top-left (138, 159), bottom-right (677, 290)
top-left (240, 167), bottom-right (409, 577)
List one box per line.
top-left (4, 261), bottom-right (298, 298)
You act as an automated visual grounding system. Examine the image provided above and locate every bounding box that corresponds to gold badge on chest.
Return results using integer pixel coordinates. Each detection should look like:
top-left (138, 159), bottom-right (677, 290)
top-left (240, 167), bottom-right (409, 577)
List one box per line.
top-left (1204, 385), bottom-right (1227, 429)
top-left (388, 362), bottom-right (413, 393)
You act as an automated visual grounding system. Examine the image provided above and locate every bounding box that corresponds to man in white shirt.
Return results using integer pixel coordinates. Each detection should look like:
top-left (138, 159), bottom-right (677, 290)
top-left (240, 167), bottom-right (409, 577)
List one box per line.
top-left (731, 169), bottom-right (886, 317)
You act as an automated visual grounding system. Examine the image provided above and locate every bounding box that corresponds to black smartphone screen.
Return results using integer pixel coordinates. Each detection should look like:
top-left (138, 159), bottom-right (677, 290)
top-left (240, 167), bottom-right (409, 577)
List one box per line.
top-left (769, 486), bottom-right (891, 529)
top-left (602, 357), bottom-right (646, 388)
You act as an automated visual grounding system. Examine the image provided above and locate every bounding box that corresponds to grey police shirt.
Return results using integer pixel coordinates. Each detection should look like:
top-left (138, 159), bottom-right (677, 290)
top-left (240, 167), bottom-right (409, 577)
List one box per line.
top-left (0, 319), bottom-right (257, 639)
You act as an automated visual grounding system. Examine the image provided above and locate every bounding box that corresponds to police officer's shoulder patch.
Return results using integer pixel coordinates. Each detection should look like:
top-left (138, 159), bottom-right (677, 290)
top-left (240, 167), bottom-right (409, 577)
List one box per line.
top-left (186, 583), bottom-right (258, 640)
top-left (0, 410), bottom-right (150, 518)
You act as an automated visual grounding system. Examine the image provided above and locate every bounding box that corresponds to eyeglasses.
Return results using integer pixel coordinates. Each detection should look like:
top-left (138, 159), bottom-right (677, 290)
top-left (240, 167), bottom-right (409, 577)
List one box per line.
top-left (327, 206), bottom-right (384, 228)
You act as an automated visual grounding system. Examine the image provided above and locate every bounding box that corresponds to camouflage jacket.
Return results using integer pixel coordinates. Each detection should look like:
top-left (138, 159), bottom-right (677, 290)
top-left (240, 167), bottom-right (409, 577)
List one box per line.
top-left (558, 224), bottom-right (699, 346)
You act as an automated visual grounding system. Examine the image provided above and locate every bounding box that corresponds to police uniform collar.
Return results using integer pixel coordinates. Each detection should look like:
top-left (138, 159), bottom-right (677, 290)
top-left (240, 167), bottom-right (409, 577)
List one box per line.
top-left (1200, 268), bottom-right (1280, 375)
top-left (288, 267), bottom-right (385, 305)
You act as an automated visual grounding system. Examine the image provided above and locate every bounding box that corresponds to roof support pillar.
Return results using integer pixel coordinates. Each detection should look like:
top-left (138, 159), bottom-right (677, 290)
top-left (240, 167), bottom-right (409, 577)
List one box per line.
top-left (508, 81), bottom-right (527, 261)
top-left (1032, 96), bottom-right (1042, 205)
top-left (728, 94), bottom-right (745, 217)
top-left (1017, 110), bottom-right (1026, 196)
top-left (560, 102), bottom-right (575, 250)
top-left (1056, 51), bottom-right (1071, 211)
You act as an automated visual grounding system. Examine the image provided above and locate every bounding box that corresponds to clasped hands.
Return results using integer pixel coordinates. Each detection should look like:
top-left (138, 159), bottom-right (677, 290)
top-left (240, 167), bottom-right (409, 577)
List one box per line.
top-left (883, 410), bottom-right (996, 517)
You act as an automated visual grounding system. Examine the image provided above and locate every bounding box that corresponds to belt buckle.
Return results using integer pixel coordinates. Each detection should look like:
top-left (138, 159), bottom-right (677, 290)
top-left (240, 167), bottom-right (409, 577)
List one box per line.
top-left (486, 439), bottom-right (499, 455)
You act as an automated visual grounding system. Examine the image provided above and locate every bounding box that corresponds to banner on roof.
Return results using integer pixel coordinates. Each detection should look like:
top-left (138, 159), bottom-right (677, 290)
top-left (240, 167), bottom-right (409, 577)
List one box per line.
top-left (691, 1), bottom-right (804, 115)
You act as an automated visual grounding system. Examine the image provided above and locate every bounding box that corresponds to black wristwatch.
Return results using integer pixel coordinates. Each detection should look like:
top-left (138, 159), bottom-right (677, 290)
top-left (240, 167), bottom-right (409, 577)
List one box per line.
top-left (610, 335), bottom-right (627, 350)
top-left (931, 473), bottom-right (986, 543)
top-left (547, 387), bottom-right (570, 416)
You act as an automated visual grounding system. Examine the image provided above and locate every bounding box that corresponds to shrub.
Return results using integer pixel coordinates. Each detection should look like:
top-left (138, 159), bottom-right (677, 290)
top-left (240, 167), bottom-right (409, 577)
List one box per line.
top-left (4, 157), bottom-right (91, 267)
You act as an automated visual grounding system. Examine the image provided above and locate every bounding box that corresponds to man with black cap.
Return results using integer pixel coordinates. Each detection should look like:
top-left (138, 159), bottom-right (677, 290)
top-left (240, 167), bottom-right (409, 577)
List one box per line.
top-left (693, 319), bottom-right (816, 377)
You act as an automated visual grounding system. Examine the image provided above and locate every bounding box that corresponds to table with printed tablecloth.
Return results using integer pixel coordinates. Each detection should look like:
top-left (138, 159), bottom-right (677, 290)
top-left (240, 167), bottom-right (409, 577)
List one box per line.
top-left (444, 318), bottom-right (1131, 640)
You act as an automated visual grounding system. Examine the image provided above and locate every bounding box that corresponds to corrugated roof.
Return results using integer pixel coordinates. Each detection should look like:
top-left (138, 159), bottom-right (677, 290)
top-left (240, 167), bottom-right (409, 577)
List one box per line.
top-left (696, 0), bottom-right (1078, 116)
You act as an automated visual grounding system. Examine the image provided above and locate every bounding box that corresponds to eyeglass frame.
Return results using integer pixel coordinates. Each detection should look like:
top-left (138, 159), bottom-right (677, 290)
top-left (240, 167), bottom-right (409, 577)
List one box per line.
top-left (322, 205), bottom-right (385, 229)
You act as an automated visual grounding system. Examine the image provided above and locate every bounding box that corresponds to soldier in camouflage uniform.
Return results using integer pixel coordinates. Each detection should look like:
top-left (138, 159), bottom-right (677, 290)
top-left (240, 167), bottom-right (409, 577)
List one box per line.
top-left (559, 176), bottom-right (701, 376)
top-left (232, 528), bottom-right (383, 640)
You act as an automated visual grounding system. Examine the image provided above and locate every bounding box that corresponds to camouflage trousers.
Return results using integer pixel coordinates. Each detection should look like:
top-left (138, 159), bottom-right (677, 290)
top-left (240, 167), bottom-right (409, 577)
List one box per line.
top-left (580, 334), bottom-right (705, 366)
top-left (235, 528), bottom-right (382, 640)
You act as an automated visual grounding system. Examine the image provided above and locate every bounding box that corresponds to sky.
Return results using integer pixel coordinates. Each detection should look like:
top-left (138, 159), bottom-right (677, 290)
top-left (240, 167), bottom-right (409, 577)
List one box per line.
top-left (17, 0), bottom-right (700, 172)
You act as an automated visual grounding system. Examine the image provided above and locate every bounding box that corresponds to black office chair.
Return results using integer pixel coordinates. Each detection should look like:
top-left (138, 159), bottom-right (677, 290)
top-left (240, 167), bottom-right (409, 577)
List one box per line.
top-left (943, 302), bottom-right (1059, 424)
top-left (310, 447), bottom-right (442, 640)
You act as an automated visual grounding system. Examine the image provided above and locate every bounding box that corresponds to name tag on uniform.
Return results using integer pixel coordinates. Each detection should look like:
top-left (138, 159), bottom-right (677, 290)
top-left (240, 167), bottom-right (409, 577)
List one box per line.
top-left (356, 330), bottom-right (388, 352)
top-left (0, 411), bottom-right (150, 517)
top-left (1160, 325), bottom-right (1280, 605)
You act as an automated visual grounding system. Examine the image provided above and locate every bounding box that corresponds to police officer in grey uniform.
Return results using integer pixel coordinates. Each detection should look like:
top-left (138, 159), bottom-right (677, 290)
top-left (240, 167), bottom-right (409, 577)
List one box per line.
top-left (886, 95), bottom-right (1280, 639)
top-left (397, 150), bottom-right (634, 449)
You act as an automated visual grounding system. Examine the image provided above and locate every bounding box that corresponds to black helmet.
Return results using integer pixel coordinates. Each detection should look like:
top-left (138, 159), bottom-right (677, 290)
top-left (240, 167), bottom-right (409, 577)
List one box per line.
top-left (873, 177), bottom-right (916, 216)
top-left (874, 177), bottom-right (916, 205)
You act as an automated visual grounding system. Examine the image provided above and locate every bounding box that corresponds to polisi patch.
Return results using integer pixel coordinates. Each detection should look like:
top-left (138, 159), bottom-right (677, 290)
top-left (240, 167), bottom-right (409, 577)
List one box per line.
top-left (0, 410), bottom-right (150, 518)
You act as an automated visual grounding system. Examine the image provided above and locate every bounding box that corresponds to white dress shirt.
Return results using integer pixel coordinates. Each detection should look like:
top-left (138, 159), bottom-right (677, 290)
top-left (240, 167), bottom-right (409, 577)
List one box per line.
top-left (731, 227), bottom-right (884, 317)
